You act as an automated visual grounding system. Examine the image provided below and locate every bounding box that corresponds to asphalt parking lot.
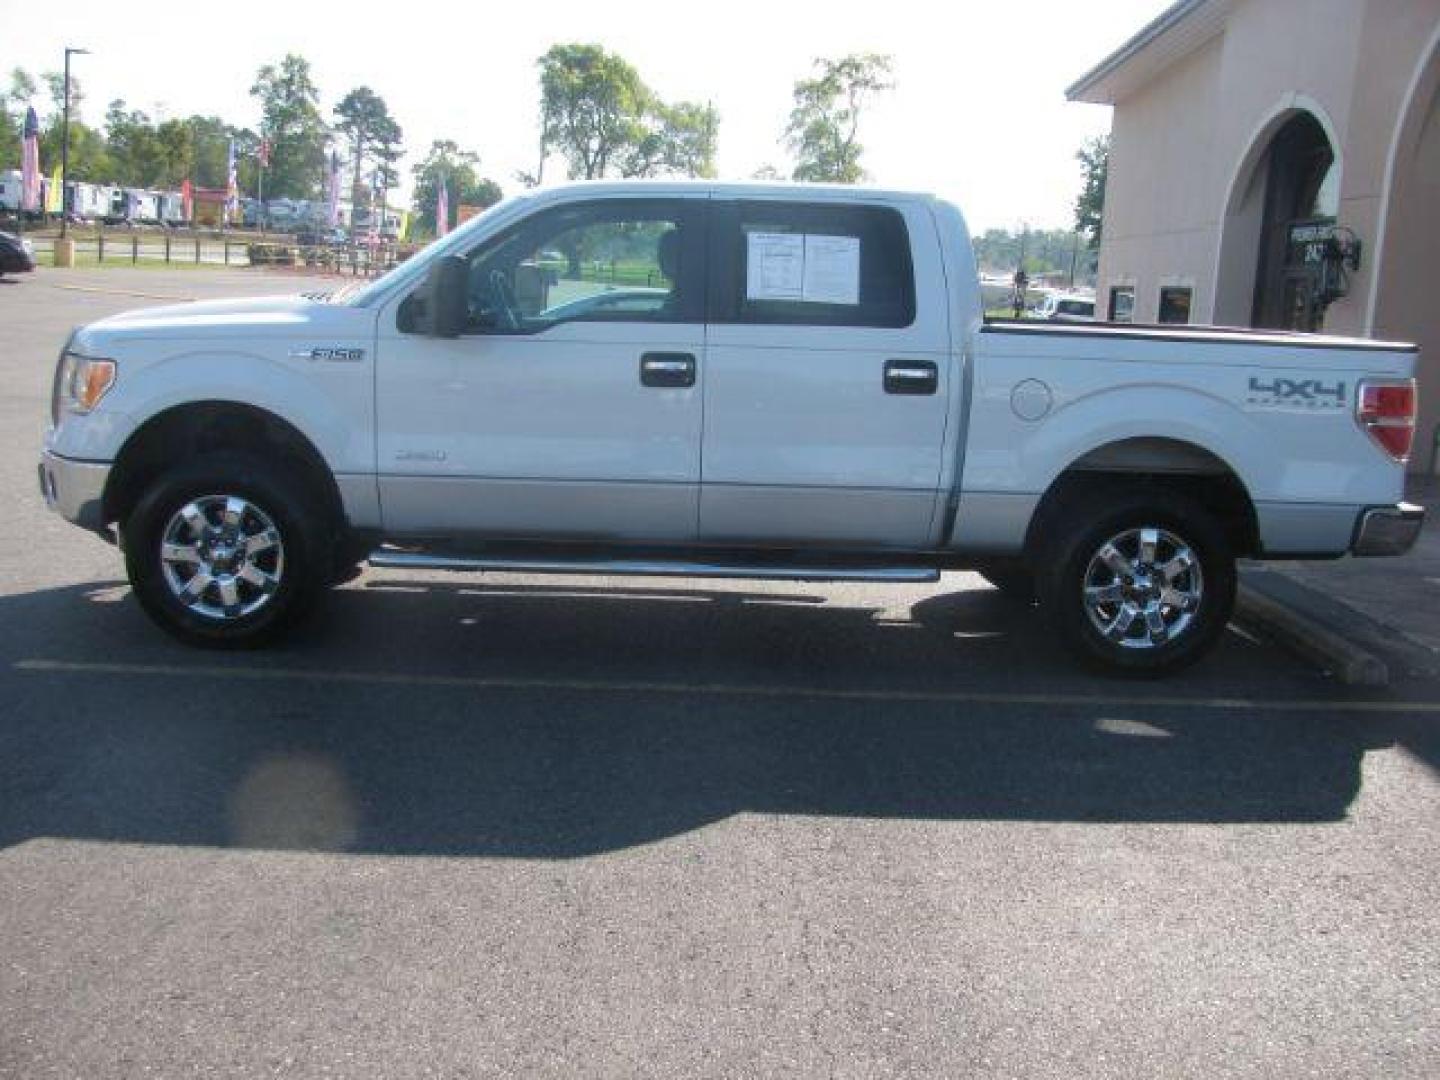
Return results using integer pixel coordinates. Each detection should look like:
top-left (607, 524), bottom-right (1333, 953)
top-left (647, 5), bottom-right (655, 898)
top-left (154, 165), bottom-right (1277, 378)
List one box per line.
top-left (1, 268), bottom-right (1437, 1077)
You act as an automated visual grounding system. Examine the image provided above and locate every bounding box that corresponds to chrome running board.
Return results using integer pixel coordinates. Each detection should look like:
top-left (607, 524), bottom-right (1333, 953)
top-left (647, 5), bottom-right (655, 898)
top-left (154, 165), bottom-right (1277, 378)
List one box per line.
top-left (367, 550), bottom-right (939, 584)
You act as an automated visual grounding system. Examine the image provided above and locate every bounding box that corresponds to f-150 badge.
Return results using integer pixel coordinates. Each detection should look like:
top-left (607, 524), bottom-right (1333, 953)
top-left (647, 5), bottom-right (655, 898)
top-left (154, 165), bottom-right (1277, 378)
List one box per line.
top-left (289, 347), bottom-right (365, 362)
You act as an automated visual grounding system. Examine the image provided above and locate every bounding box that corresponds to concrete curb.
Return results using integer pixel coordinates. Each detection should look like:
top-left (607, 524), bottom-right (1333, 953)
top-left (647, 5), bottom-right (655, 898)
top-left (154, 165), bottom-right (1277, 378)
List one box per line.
top-left (1234, 584), bottom-right (1389, 687)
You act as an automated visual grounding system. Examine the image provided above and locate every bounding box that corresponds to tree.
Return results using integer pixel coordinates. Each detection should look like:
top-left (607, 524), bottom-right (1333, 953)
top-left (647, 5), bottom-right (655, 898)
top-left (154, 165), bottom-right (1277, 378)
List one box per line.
top-left (250, 54), bottom-right (328, 199)
top-left (537, 44), bottom-right (721, 182)
top-left (785, 54), bottom-right (892, 183)
top-left (105, 100), bottom-right (171, 185)
top-left (38, 119), bottom-right (110, 183)
top-left (971, 226), bottom-right (1096, 286)
top-left (410, 140), bottom-right (502, 237)
top-left (333, 86), bottom-right (402, 215)
top-left (153, 118), bottom-right (196, 187)
top-left (619, 100), bottom-right (718, 179)
top-left (1074, 135), bottom-right (1109, 249)
top-left (42, 70), bottom-right (82, 118)
top-left (1, 70), bottom-right (39, 165)
top-left (538, 44), bottom-right (649, 180)
top-left (165, 115), bottom-right (255, 190)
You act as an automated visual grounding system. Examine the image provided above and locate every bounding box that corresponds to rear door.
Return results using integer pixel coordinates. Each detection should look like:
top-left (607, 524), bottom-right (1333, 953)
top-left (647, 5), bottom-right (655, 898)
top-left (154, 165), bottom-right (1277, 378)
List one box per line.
top-left (699, 197), bottom-right (952, 548)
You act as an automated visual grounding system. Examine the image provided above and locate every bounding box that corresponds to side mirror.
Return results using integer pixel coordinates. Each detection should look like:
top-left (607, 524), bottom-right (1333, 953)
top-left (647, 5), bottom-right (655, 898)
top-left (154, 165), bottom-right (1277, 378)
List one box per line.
top-left (424, 254), bottom-right (469, 338)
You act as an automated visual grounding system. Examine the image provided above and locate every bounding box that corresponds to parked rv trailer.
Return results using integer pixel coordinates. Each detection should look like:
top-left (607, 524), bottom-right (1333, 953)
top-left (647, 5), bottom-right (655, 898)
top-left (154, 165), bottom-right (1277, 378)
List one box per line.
top-left (156, 191), bottom-right (187, 225)
top-left (0, 170), bottom-right (20, 213)
top-left (70, 182), bottom-right (114, 221)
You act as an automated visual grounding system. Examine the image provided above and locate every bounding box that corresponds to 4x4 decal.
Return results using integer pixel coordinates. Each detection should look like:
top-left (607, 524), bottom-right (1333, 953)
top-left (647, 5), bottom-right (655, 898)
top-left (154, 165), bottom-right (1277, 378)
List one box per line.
top-left (1246, 377), bottom-right (1346, 409)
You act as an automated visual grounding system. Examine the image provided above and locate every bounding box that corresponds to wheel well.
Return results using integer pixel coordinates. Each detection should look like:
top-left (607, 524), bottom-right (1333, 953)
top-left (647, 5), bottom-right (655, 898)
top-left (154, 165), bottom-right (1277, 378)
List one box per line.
top-left (1025, 438), bottom-right (1260, 558)
top-left (103, 402), bottom-right (344, 532)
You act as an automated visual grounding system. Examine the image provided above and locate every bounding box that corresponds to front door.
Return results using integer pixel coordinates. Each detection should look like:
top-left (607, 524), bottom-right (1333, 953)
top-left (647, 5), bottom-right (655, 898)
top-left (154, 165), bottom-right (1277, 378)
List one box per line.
top-left (375, 196), bottom-right (707, 541)
top-left (699, 198), bottom-right (952, 549)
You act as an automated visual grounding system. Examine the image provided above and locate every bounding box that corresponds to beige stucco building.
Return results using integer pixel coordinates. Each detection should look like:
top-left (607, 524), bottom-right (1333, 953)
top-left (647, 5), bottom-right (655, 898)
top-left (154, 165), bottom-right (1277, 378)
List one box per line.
top-left (1069, 0), bottom-right (1440, 470)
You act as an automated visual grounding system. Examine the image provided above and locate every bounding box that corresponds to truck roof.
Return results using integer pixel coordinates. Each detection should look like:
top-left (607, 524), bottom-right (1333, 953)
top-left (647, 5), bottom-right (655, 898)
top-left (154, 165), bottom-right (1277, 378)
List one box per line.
top-left (516, 178), bottom-right (940, 205)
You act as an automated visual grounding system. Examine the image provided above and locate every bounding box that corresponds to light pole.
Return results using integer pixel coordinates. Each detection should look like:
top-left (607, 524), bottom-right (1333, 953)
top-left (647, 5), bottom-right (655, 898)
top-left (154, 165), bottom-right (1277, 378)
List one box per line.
top-left (59, 46), bottom-right (90, 242)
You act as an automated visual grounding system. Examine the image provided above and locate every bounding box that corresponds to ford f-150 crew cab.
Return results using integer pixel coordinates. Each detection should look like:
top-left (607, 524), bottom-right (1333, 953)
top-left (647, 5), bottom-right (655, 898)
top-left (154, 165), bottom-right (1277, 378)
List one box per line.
top-left (39, 181), bottom-right (1426, 672)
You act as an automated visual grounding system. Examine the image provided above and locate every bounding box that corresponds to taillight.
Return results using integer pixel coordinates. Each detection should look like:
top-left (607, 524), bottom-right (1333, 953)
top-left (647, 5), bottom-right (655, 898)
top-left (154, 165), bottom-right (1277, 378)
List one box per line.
top-left (1355, 378), bottom-right (1417, 461)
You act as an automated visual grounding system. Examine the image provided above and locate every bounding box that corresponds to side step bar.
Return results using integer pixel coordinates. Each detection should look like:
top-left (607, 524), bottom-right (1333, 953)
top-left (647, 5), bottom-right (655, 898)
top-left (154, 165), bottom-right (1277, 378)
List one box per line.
top-left (367, 550), bottom-right (940, 584)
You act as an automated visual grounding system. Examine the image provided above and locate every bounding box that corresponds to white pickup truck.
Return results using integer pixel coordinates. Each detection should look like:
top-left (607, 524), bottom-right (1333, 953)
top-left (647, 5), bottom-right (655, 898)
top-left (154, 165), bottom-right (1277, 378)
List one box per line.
top-left (40, 181), bottom-right (1424, 672)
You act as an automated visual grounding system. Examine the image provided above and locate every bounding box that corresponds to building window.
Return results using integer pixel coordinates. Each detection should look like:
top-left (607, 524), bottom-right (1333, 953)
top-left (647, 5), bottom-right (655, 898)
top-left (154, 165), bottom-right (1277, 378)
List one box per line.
top-left (1158, 286), bottom-right (1192, 325)
top-left (1107, 286), bottom-right (1135, 322)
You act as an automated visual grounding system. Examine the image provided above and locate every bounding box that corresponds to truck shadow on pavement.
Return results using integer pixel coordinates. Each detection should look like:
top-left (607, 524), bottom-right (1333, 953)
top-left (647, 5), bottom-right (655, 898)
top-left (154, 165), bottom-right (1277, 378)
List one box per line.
top-left (1, 576), bottom-right (1433, 858)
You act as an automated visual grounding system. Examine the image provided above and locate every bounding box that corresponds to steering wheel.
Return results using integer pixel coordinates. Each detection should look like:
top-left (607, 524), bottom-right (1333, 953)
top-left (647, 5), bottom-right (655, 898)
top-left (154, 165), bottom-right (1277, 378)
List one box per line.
top-left (488, 269), bottom-right (520, 330)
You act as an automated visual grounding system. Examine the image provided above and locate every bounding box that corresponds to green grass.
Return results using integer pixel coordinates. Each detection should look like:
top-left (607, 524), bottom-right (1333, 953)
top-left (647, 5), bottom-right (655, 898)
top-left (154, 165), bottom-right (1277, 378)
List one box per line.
top-left (571, 260), bottom-right (667, 288)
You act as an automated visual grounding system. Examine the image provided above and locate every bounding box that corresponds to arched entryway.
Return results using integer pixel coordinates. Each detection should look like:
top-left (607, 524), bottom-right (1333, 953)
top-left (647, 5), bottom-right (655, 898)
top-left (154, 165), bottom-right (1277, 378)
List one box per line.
top-left (1250, 114), bottom-right (1339, 329)
top-left (1212, 101), bottom-right (1341, 330)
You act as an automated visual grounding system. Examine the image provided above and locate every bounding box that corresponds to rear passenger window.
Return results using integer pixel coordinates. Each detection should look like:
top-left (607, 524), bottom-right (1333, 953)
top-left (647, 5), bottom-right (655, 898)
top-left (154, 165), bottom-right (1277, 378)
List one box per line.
top-left (720, 202), bottom-right (915, 328)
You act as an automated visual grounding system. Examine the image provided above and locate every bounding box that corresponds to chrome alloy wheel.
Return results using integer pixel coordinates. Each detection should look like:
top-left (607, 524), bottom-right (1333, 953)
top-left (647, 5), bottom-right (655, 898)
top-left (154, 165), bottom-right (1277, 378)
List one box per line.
top-left (1081, 526), bottom-right (1203, 650)
top-left (158, 495), bottom-right (285, 621)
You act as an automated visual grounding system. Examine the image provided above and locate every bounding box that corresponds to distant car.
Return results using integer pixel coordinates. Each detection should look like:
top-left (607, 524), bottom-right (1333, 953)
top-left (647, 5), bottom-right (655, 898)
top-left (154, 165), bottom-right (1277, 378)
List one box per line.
top-left (0, 231), bottom-right (36, 277)
top-left (1031, 293), bottom-right (1096, 321)
top-left (539, 287), bottom-right (670, 322)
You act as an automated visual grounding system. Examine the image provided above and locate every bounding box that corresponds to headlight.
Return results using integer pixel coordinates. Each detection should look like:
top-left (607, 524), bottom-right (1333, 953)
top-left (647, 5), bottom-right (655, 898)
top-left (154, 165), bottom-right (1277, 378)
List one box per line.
top-left (54, 351), bottom-right (117, 418)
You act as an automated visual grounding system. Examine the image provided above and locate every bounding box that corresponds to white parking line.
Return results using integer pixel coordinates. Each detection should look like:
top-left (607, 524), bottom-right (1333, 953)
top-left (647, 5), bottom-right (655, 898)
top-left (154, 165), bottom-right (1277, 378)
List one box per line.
top-left (47, 283), bottom-right (196, 301)
top-left (15, 658), bottom-right (1440, 714)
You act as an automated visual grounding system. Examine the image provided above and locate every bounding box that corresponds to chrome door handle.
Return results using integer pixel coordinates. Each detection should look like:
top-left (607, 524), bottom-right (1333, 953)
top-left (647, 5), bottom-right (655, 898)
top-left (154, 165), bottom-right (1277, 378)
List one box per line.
top-left (640, 352), bottom-right (696, 388)
top-left (883, 359), bottom-right (938, 395)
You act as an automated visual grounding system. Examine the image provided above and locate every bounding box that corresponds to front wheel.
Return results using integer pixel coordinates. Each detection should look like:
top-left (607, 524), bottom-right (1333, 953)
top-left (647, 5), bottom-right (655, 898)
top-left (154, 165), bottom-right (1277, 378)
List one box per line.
top-left (123, 453), bottom-right (330, 648)
top-left (1037, 490), bottom-right (1235, 674)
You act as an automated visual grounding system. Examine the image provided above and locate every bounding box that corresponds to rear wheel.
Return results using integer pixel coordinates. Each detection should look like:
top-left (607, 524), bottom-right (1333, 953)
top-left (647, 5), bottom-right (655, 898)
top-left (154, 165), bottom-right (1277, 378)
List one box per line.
top-left (1037, 489), bottom-right (1235, 674)
top-left (123, 453), bottom-right (330, 647)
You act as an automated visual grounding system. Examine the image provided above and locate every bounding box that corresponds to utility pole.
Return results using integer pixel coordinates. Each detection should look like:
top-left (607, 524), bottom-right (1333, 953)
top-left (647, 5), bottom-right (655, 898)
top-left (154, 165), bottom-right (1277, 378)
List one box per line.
top-left (59, 46), bottom-right (90, 242)
top-left (257, 132), bottom-right (267, 236)
top-left (54, 45), bottom-right (90, 267)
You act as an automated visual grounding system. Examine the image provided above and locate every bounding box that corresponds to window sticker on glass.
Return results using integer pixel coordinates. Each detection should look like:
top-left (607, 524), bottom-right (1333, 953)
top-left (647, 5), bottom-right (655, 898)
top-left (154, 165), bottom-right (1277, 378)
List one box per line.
top-left (801, 234), bottom-right (860, 305)
top-left (746, 232), bottom-right (805, 300)
top-left (745, 231), bottom-right (862, 305)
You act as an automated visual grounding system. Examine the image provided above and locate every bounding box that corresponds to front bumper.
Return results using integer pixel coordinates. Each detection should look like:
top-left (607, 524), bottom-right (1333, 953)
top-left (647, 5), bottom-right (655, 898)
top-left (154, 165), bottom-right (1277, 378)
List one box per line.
top-left (1350, 502), bottom-right (1425, 556)
top-left (39, 450), bottom-right (111, 532)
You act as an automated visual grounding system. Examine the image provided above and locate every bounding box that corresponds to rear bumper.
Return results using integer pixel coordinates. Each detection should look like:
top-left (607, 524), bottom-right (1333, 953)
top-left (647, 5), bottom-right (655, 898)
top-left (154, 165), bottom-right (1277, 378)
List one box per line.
top-left (1350, 502), bottom-right (1425, 556)
top-left (38, 450), bottom-right (111, 532)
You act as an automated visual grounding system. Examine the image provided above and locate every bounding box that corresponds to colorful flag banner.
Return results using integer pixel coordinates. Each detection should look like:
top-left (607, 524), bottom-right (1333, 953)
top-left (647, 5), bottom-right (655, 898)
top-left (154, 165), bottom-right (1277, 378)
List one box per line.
top-left (181, 178), bottom-right (193, 222)
top-left (45, 165), bottom-right (63, 214)
top-left (225, 139), bottom-right (239, 223)
top-left (436, 176), bottom-right (449, 238)
top-left (20, 107), bottom-right (41, 212)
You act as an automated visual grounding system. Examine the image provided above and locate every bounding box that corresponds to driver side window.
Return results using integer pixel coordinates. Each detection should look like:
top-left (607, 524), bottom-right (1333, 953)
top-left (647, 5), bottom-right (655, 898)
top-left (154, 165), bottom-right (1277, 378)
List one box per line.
top-left (460, 199), bottom-right (702, 334)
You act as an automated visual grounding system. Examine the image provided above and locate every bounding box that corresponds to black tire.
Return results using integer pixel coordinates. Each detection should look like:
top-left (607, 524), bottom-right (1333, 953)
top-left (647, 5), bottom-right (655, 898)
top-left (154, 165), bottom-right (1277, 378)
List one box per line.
top-left (975, 560), bottom-right (1035, 602)
top-left (1035, 486), bottom-right (1235, 675)
top-left (123, 452), bottom-right (331, 648)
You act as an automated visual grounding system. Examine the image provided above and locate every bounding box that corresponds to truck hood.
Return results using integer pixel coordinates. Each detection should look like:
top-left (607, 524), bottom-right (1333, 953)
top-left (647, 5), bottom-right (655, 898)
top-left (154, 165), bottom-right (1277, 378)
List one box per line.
top-left (73, 293), bottom-right (374, 351)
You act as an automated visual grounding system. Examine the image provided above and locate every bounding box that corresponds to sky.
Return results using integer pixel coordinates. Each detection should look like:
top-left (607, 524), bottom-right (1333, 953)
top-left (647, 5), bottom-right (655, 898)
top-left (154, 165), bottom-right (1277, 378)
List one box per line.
top-left (0, 0), bottom-right (1171, 232)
